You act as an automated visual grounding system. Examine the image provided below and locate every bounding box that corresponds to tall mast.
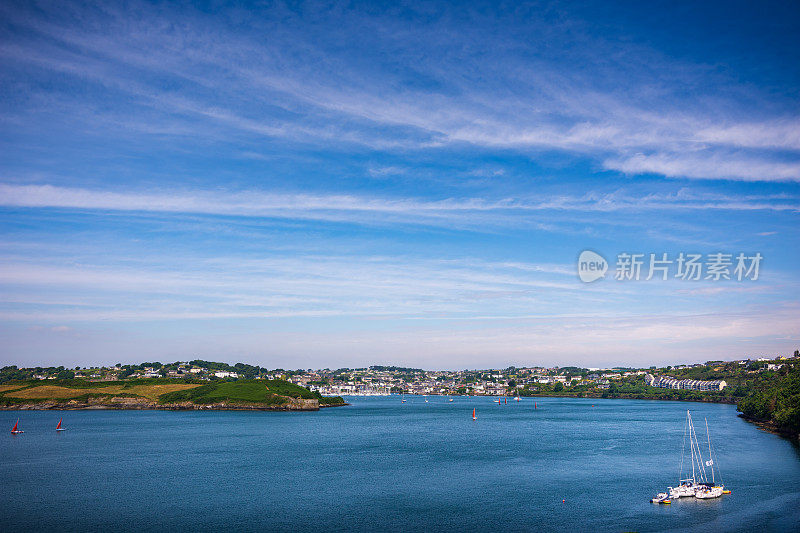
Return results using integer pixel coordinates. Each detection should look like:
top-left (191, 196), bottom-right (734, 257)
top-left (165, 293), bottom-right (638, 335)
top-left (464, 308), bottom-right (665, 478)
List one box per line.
top-left (688, 411), bottom-right (696, 482)
top-left (679, 411), bottom-right (688, 483)
top-left (688, 411), bottom-right (707, 483)
top-left (705, 418), bottom-right (714, 484)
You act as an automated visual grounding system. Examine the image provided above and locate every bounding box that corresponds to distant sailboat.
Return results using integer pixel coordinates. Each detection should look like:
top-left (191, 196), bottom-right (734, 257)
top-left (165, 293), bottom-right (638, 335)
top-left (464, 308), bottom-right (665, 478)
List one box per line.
top-left (504, 397), bottom-right (507, 405)
top-left (472, 408), bottom-right (476, 421)
top-left (56, 417), bottom-right (66, 431)
top-left (11, 418), bottom-right (23, 434)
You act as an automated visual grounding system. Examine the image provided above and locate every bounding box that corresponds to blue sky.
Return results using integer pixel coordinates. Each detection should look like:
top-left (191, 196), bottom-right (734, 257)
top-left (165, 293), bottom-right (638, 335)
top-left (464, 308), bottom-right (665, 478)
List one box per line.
top-left (0, 0), bottom-right (798, 369)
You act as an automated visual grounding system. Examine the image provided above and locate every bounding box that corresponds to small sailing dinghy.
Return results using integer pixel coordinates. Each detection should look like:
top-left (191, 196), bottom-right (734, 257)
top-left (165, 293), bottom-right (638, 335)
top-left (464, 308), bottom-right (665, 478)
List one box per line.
top-left (472, 408), bottom-right (476, 421)
top-left (11, 418), bottom-right (23, 434)
top-left (56, 417), bottom-right (66, 431)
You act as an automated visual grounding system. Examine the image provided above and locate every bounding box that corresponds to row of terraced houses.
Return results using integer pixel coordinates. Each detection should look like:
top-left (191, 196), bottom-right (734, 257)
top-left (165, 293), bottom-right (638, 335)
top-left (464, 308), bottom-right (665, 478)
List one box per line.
top-left (645, 374), bottom-right (727, 391)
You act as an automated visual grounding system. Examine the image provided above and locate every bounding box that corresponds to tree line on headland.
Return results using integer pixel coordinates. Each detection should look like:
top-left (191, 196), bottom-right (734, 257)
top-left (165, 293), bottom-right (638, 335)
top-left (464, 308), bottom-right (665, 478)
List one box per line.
top-left (736, 362), bottom-right (800, 439)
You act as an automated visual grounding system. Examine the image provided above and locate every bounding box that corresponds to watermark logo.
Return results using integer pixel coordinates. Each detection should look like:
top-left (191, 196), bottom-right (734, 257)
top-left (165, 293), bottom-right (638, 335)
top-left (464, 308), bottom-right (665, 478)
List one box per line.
top-left (578, 250), bottom-right (608, 283)
top-left (577, 251), bottom-right (763, 282)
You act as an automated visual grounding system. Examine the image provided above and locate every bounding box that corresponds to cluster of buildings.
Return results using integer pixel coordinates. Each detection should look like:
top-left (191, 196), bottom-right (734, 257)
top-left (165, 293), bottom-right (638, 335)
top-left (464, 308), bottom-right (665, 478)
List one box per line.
top-left (645, 374), bottom-right (727, 391)
top-left (304, 367), bottom-right (649, 397)
top-left (16, 352), bottom-right (797, 396)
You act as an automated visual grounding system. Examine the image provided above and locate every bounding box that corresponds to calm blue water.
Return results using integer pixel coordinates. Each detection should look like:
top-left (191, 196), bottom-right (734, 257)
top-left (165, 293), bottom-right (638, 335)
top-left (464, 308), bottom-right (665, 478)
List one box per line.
top-left (1, 397), bottom-right (799, 532)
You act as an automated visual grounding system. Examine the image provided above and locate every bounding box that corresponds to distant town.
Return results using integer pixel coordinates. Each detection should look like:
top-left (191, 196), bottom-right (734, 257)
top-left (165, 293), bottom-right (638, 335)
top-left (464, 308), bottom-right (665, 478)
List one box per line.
top-left (2, 351), bottom-right (797, 398)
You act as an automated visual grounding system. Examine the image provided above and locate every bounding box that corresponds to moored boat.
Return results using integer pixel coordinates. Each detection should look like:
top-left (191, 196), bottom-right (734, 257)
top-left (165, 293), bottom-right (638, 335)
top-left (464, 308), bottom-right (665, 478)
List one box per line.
top-left (662, 410), bottom-right (729, 501)
top-left (695, 483), bottom-right (724, 499)
top-left (669, 480), bottom-right (697, 499)
top-left (694, 417), bottom-right (725, 499)
top-left (650, 492), bottom-right (671, 504)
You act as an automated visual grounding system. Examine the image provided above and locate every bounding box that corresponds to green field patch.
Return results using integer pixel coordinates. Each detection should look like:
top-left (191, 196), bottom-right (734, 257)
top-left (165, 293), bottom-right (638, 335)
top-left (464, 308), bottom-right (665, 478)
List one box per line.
top-left (263, 379), bottom-right (317, 399)
top-left (158, 380), bottom-right (281, 405)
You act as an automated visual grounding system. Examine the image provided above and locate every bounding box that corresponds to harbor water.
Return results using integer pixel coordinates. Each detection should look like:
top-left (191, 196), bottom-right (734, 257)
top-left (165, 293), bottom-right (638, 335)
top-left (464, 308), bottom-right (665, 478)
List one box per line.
top-left (2, 397), bottom-right (799, 532)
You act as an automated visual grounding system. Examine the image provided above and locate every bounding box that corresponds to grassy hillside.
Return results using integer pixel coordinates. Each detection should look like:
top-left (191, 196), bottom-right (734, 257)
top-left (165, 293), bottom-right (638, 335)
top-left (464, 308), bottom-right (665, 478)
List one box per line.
top-left (157, 379), bottom-right (334, 405)
top-left (0, 378), bottom-right (345, 408)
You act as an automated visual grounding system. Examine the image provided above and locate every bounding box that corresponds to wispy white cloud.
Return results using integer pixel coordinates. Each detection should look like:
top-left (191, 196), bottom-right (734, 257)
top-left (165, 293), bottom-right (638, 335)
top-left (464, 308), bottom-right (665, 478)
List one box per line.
top-left (1, 0), bottom-right (799, 368)
top-left (605, 152), bottom-right (800, 182)
top-left (2, 0), bottom-right (798, 181)
top-left (0, 184), bottom-right (797, 229)
top-left (367, 166), bottom-right (407, 177)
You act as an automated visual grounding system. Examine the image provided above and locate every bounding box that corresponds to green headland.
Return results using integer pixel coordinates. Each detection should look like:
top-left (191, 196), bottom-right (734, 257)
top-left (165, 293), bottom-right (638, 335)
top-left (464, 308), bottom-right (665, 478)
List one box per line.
top-left (0, 378), bottom-right (346, 411)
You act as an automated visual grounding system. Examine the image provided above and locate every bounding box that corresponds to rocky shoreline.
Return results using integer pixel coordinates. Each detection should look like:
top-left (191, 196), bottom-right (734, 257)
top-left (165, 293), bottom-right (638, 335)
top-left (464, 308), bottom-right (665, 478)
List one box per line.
top-left (737, 413), bottom-right (800, 442)
top-left (1, 396), bottom-right (348, 411)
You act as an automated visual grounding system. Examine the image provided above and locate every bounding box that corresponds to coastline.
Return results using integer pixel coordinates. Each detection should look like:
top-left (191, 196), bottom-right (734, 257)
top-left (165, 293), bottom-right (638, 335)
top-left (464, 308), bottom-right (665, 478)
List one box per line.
top-left (737, 413), bottom-right (800, 442)
top-left (0, 396), bottom-right (349, 411)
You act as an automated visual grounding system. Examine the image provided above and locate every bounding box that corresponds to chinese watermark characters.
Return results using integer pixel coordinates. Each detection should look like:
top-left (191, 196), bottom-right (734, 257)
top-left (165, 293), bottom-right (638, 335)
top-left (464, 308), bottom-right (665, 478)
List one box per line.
top-left (577, 251), bottom-right (762, 283)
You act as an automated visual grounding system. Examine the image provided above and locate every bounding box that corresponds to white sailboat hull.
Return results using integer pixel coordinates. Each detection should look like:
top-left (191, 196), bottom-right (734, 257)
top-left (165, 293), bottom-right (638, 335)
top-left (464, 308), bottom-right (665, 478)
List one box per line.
top-left (695, 486), bottom-right (723, 499)
top-left (669, 484), bottom-right (697, 498)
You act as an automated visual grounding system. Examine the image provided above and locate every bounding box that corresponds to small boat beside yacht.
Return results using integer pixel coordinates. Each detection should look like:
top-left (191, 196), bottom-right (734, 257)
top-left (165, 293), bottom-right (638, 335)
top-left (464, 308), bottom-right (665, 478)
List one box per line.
top-left (650, 492), bottom-right (671, 504)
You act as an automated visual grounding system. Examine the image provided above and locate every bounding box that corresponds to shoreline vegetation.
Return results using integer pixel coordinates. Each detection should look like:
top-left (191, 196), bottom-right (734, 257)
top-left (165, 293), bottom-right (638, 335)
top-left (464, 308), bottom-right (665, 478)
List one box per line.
top-left (512, 360), bottom-right (799, 441)
top-left (0, 379), bottom-right (347, 411)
